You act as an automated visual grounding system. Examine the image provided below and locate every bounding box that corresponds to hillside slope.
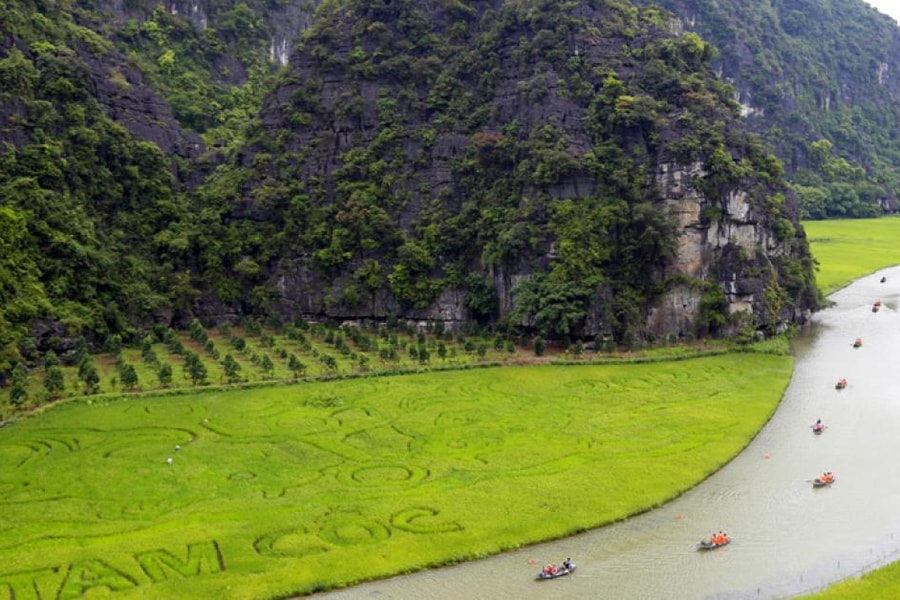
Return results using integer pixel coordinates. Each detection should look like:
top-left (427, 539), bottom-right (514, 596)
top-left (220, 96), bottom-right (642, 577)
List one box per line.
top-left (194, 0), bottom-right (818, 341)
top-left (0, 0), bottom-right (822, 386)
top-left (636, 0), bottom-right (900, 218)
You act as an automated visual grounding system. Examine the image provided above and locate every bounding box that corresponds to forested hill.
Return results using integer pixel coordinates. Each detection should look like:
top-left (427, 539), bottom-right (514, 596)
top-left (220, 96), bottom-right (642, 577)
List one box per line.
top-left (0, 0), bottom-right (838, 385)
top-left (635, 0), bottom-right (900, 219)
top-left (203, 0), bottom-right (818, 342)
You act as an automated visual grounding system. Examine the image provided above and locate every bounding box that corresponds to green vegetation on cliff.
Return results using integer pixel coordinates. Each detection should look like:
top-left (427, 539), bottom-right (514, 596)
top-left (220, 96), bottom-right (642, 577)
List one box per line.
top-left (198, 0), bottom-right (816, 341)
top-left (638, 0), bottom-right (900, 219)
top-left (0, 0), bottom-right (187, 376)
top-left (0, 0), bottom-right (820, 393)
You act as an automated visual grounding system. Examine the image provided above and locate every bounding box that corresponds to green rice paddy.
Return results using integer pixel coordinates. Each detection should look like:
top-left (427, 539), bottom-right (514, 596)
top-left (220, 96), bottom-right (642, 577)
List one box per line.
top-left (801, 560), bottom-right (900, 599)
top-left (804, 216), bottom-right (900, 295)
top-left (0, 354), bottom-right (790, 599)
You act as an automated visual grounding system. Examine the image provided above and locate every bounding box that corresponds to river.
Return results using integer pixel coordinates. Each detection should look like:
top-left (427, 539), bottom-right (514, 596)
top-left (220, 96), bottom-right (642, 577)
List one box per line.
top-left (315, 267), bottom-right (900, 599)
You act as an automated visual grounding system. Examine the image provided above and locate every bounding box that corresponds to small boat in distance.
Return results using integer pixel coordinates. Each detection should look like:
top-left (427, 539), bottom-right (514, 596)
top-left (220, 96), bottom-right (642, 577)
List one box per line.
top-left (835, 378), bottom-right (848, 390)
top-left (536, 559), bottom-right (575, 580)
top-left (812, 420), bottom-right (825, 435)
top-left (853, 338), bottom-right (863, 348)
top-left (813, 472), bottom-right (836, 487)
top-left (698, 533), bottom-right (730, 550)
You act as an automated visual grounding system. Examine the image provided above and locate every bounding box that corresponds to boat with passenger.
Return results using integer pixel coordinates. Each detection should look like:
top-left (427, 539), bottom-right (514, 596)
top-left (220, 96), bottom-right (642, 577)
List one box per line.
top-left (813, 472), bottom-right (836, 487)
top-left (698, 532), bottom-right (730, 550)
top-left (536, 558), bottom-right (575, 580)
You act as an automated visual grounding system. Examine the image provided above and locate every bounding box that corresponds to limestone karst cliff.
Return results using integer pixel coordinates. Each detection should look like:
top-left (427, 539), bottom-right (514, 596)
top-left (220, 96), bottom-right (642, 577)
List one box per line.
top-left (196, 0), bottom-right (818, 340)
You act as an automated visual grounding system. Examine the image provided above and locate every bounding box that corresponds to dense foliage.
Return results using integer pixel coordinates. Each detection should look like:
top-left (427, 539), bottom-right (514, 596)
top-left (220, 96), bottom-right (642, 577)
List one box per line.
top-left (0, 0), bottom-right (188, 379)
top-left (0, 0), bottom-right (820, 398)
top-left (637, 0), bottom-right (900, 218)
top-left (198, 0), bottom-right (815, 342)
top-left (0, 0), bottom-right (300, 384)
top-left (101, 1), bottom-right (277, 147)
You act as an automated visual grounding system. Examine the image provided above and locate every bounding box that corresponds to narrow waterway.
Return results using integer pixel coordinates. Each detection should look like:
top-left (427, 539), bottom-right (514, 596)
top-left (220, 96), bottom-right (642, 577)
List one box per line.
top-left (316, 267), bottom-right (900, 600)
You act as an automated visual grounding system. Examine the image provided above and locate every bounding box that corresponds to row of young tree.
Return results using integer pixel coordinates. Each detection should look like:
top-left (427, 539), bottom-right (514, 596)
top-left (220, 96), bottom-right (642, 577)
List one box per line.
top-left (3, 311), bottom-right (649, 416)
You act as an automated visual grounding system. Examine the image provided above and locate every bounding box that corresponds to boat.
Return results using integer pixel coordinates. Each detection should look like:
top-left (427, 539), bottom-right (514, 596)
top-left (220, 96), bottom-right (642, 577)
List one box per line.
top-left (812, 423), bottom-right (824, 435)
top-left (853, 338), bottom-right (863, 348)
top-left (835, 378), bottom-right (847, 390)
top-left (813, 474), bottom-right (836, 487)
top-left (698, 537), bottom-right (730, 550)
top-left (536, 564), bottom-right (576, 579)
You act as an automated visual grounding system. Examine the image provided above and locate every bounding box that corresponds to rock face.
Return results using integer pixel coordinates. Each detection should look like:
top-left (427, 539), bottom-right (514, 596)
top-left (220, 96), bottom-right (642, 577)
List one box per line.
top-left (0, 22), bottom-right (202, 166)
top-left (96, 0), bottom-right (318, 73)
top-left (84, 53), bottom-right (204, 165)
top-left (211, 0), bottom-right (818, 340)
top-left (0, 0), bottom-right (822, 354)
top-left (649, 161), bottom-right (812, 337)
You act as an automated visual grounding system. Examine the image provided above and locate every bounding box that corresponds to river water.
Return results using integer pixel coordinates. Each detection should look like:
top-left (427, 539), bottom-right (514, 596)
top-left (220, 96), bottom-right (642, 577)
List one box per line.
top-left (316, 267), bottom-right (900, 599)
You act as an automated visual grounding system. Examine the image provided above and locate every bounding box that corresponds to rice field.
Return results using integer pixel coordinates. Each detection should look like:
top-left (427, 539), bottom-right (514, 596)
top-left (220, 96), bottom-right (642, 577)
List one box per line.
top-left (803, 216), bottom-right (900, 295)
top-left (0, 353), bottom-right (790, 599)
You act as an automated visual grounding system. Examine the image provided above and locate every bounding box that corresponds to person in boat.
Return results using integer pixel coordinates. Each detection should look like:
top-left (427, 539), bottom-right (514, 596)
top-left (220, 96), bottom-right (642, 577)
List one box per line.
top-left (562, 558), bottom-right (574, 570)
top-left (882, 276), bottom-right (887, 283)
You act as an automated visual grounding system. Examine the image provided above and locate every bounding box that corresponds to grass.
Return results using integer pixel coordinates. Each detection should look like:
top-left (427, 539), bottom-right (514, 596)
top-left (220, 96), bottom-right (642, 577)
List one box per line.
top-left (4, 322), bottom-right (531, 419)
top-left (0, 353), bottom-right (790, 599)
top-left (804, 216), bottom-right (900, 295)
top-left (800, 560), bottom-right (900, 599)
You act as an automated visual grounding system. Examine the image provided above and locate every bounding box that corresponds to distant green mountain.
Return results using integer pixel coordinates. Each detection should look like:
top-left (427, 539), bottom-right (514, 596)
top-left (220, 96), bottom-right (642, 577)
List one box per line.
top-left (636, 0), bottom-right (900, 218)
